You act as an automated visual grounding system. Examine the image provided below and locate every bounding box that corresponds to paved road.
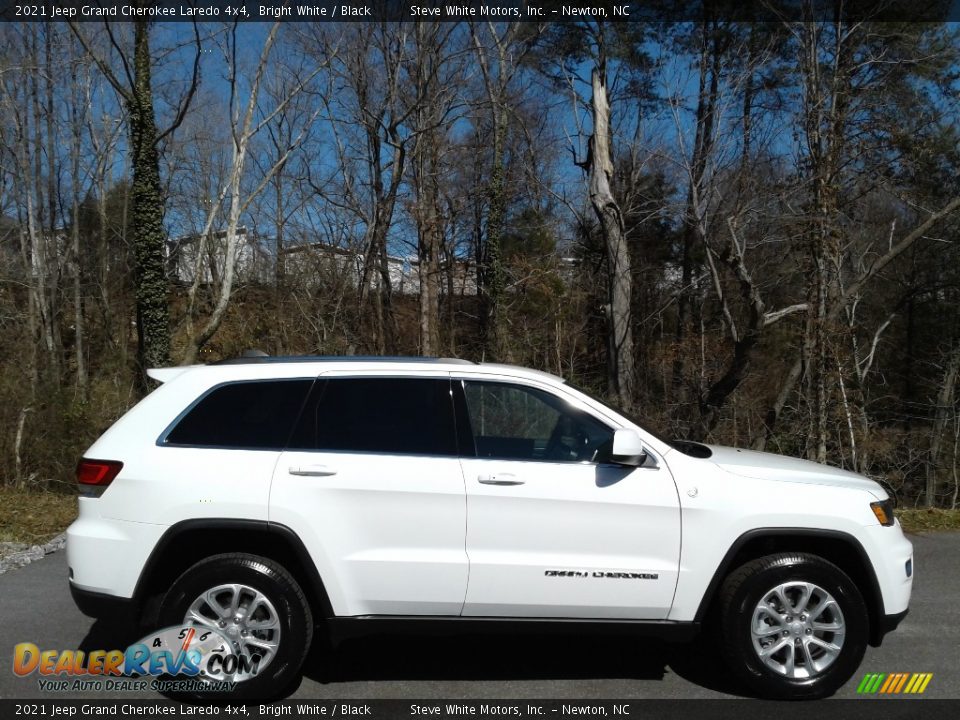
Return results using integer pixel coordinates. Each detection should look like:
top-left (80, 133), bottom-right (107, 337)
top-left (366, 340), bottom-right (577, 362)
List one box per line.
top-left (1, 532), bottom-right (957, 701)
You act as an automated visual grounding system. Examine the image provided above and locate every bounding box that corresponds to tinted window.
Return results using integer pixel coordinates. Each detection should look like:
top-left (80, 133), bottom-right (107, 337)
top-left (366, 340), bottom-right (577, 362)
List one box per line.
top-left (463, 381), bottom-right (613, 463)
top-left (288, 378), bottom-right (457, 456)
top-left (164, 380), bottom-right (313, 449)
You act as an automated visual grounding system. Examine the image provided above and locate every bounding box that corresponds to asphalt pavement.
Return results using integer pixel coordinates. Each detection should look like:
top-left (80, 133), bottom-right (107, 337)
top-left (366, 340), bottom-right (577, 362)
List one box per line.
top-left (1, 531), bottom-right (958, 701)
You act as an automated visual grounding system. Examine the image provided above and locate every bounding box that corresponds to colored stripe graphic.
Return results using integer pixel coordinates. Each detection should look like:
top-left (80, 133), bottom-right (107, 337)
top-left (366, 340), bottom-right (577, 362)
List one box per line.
top-left (857, 673), bottom-right (932, 694)
top-left (856, 674), bottom-right (874, 693)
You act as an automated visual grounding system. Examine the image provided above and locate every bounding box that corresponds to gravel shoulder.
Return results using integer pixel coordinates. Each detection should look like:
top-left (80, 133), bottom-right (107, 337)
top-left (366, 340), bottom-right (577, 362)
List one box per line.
top-left (0, 533), bottom-right (66, 575)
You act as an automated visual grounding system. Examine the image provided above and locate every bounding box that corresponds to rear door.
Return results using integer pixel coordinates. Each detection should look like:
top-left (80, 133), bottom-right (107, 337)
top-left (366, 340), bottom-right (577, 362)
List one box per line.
top-left (270, 373), bottom-right (469, 616)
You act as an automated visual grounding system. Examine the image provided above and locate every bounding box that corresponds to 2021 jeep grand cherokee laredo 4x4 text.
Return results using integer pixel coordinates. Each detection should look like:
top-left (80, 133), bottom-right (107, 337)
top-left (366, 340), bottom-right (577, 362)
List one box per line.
top-left (67, 356), bottom-right (913, 699)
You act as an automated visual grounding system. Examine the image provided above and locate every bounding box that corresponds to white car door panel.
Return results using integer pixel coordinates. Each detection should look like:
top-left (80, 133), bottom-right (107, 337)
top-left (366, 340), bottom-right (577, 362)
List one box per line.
top-left (272, 451), bottom-right (467, 616)
top-left (455, 377), bottom-right (681, 619)
top-left (269, 373), bottom-right (468, 617)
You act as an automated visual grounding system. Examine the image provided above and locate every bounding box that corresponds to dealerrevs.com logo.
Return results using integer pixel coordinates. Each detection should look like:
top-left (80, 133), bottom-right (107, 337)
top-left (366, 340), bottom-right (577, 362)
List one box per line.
top-left (12, 625), bottom-right (260, 693)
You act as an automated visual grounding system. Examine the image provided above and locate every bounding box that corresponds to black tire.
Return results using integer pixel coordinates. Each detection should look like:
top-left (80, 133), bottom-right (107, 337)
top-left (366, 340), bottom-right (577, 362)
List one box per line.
top-left (159, 553), bottom-right (313, 700)
top-left (717, 553), bottom-right (868, 700)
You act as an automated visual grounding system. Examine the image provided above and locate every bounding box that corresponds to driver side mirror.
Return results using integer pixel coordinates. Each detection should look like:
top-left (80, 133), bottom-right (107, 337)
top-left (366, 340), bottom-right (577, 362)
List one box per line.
top-left (610, 428), bottom-right (648, 467)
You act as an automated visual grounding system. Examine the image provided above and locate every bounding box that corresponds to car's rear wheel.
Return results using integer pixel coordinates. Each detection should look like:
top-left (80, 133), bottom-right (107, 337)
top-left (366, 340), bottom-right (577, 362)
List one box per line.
top-left (718, 553), bottom-right (868, 699)
top-left (159, 553), bottom-right (312, 699)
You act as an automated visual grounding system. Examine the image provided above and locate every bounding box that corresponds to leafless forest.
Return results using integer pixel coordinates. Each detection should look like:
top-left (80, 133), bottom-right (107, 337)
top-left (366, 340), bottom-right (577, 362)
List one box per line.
top-left (1, 16), bottom-right (959, 507)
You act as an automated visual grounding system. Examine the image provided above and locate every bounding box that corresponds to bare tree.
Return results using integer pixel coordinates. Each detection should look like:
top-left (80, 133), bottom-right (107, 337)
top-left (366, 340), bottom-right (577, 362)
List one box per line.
top-left (313, 24), bottom-right (414, 354)
top-left (70, 11), bottom-right (201, 379)
top-left (470, 21), bottom-right (540, 361)
top-left (585, 28), bottom-right (635, 407)
top-left (408, 22), bottom-right (467, 356)
top-left (926, 343), bottom-right (960, 507)
top-left (181, 23), bottom-right (327, 364)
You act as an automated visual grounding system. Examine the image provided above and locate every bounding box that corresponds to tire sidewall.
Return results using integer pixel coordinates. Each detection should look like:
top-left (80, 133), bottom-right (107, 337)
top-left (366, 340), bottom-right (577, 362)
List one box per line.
top-left (159, 555), bottom-right (310, 699)
top-left (726, 557), bottom-right (868, 699)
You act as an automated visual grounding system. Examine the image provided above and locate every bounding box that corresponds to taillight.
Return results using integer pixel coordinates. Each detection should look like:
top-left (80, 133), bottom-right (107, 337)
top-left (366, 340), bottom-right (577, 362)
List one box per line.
top-left (76, 458), bottom-right (123, 498)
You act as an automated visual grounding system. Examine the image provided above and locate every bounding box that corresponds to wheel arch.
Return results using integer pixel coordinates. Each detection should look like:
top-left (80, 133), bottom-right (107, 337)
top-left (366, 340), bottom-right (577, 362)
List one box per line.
top-left (694, 528), bottom-right (886, 647)
top-left (132, 519), bottom-right (334, 627)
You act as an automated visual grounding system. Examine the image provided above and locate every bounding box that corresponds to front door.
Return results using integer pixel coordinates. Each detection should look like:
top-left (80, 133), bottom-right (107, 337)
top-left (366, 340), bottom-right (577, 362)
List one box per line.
top-left (455, 378), bottom-right (681, 619)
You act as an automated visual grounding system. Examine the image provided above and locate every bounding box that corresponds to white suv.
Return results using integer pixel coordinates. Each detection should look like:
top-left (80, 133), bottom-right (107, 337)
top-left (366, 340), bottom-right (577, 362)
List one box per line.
top-left (67, 356), bottom-right (913, 699)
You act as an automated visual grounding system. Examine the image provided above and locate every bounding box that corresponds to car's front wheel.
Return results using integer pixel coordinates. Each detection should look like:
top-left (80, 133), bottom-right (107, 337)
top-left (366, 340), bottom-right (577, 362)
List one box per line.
top-left (718, 552), bottom-right (868, 699)
top-left (159, 553), bottom-right (313, 699)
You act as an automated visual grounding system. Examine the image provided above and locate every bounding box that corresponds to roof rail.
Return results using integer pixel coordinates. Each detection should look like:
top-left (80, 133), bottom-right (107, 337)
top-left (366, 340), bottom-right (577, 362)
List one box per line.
top-left (209, 354), bottom-right (477, 366)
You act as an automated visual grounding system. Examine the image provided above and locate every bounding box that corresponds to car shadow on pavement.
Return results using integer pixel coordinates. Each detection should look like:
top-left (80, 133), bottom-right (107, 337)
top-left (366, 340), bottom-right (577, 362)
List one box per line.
top-left (299, 630), bottom-right (753, 697)
top-left (77, 616), bottom-right (143, 655)
top-left (73, 620), bottom-right (752, 699)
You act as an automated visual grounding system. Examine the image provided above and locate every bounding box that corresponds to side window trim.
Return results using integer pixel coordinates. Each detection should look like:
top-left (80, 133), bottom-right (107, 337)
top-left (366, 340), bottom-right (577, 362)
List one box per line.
top-left (157, 377), bottom-right (316, 451)
top-left (451, 379), bottom-right (477, 459)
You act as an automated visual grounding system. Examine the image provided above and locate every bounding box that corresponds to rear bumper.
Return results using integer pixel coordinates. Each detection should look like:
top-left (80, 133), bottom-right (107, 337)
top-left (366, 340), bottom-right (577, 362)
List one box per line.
top-left (66, 507), bottom-right (167, 598)
top-left (69, 582), bottom-right (134, 621)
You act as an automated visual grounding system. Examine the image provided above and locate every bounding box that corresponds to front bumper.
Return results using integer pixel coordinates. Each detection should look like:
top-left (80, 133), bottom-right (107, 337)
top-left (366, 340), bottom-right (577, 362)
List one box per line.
top-left (861, 521), bottom-right (913, 646)
top-left (872, 608), bottom-right (909, 647)
top-left (862, 521), bottom-right (913, 615)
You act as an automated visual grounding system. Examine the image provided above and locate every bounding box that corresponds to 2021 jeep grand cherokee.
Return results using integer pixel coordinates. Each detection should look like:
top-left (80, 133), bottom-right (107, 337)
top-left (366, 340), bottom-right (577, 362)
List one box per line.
top-left (67, 356), bottom-right (913, 699)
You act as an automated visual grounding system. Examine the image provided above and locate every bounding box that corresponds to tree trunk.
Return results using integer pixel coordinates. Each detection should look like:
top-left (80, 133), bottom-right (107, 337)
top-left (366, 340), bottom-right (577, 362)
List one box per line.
top-left (70, 52), bottom-right (87, 398)
top-left (43, 23), bottom-right (63, 382)
top-left (71, 218), bottom-right (86, 397)
top-left (588, 63), bottom-right (635, 407)
top-left (358, 125), bottom-right (402, 356)
top-left (274, 161), bottom-right (286, 287)
top-left (416, 132), bottom-right (442, 357)
top-left (928, 345), bottom-right (960, 507)
top-left (29, 28), bottom-right (58, 382)
top-left (128, 19), bottom-right (171, 375)
top-left (482, 116), bottom-right (509, 362)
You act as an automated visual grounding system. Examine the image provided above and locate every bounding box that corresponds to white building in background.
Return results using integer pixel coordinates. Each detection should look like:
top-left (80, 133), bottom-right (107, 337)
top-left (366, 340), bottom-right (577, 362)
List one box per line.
top-left (281, 241), bottom-right (478, 296)
top-left (167, 227), bottom-right (275, 286)
top-left (167, 228), bottom-right (478, 296)
top-left (280, 241), bottom-right (415, 293)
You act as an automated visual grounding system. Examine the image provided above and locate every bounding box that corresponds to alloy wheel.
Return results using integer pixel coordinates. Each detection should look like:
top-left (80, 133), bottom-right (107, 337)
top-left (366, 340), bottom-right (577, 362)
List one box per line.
top-left (750, 581), bottom-right (846, 679)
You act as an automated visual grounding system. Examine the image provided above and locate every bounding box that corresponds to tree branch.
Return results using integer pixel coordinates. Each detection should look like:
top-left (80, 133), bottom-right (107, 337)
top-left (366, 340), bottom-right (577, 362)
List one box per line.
top-left (764, 303), bottom-right (809, 325)
top-left (156, 22), bottom-right (202, 144)
top-left (67, 22), bottom-right (131, 102)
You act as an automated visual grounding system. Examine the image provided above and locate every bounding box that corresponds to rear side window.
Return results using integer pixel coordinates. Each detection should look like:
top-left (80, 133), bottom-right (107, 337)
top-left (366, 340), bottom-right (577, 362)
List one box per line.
top-left (163, 379), bottom-right (313, 449)
top-left (288, 378), bottom-right (457, 456)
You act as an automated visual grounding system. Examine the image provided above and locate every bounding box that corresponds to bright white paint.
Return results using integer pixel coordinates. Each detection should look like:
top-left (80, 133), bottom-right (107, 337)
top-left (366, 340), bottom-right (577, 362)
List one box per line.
top-left (67, 358), bottom-right (912, 631)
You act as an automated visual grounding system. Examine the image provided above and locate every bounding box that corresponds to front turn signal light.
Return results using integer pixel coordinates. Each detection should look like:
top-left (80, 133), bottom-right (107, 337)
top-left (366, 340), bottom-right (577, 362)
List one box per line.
top-left (870, 500), bottom-right (895, 527)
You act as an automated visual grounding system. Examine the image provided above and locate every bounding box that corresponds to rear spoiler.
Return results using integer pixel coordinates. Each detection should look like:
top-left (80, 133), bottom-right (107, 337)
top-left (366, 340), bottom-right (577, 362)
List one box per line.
top-left (147, 366), bottom-right (199, 384)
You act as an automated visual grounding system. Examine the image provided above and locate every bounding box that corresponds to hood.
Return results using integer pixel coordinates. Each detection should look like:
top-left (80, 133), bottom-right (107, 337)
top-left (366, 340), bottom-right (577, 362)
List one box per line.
top-left (704, 444), bottom-right (886, 499)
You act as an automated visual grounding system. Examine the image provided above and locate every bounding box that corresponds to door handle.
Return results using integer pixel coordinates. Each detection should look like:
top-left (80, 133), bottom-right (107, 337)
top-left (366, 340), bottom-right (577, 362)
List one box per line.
top-left (289, 465), bottom-right (338, 477)
top-left (478, 473), bottom-right (524, 486)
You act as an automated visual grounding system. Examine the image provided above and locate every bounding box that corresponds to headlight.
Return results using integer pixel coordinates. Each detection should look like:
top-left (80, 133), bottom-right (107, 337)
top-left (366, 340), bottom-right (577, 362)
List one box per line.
top-left (870, 499), bottom-right (895, 526)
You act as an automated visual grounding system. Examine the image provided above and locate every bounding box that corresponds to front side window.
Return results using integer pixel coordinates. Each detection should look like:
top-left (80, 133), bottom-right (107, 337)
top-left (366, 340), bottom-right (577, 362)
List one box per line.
top-left (288, 377), bottom-right (458, 456)
top-left (164, 379), bottom-right (314, 449)
top-left (462, 381), bottom-right (613, 463)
